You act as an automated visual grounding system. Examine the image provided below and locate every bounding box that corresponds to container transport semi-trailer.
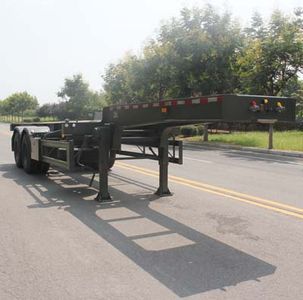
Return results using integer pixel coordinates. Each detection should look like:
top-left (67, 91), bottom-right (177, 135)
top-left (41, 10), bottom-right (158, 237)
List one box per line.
top-left (10, 94), bottom-right (296, 201)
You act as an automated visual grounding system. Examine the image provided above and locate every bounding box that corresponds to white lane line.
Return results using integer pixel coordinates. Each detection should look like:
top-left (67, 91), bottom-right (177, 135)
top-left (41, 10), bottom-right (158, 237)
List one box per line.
top-left (228, 152), bottom-right (303, 166)
top-left (183, 156), bottom-right (212, 164)
top-left (184, 145), bottom-right (303, 166)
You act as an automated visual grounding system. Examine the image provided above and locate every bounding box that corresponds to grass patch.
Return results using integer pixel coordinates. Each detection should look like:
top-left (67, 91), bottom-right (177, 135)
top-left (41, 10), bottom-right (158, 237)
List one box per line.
top-left (0, 115), bottom-right (57, 123)
top-left (185, 131), bottom-right (303, 152)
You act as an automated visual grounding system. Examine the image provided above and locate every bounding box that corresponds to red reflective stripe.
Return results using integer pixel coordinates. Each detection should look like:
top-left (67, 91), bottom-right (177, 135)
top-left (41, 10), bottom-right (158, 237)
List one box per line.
top-left (200, 98), bottom-right (208, 104)
top-left (171, 100), bottom-right (177, 106)
top-left (185, 99), bottom-right (192, 105)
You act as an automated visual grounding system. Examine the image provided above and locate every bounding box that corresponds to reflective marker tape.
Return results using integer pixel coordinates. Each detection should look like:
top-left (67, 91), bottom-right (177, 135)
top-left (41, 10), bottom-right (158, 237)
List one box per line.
top-left (192, 99), bottom-right (200, 104)
top-left (108, 96), bottom-right (223, 111)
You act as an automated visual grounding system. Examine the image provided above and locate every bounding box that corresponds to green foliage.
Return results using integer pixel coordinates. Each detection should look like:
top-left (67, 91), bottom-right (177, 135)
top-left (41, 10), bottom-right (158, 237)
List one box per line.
top-left (180, 124), bottom-right (204, 137)
top-left (187, 131), bottom-right (303, 151)
top-left (238, 9), bottom-right (303, 95)
top-left (102, 5), bottom-right (303, 111)
top-left (289, 80), bottom-right (303, 119)
top-left (58, 74), bottom-right (106, 119)
top-left (22, 117), bottom-right (41, 122)
top-left (159, 6), bottom-right (242, 96)
top-left (103, 5), bottom-right (242, 103)
top-left (180, 125), bottom-right (198, 137)
top-left (0, 92), bottom-right (38, 121)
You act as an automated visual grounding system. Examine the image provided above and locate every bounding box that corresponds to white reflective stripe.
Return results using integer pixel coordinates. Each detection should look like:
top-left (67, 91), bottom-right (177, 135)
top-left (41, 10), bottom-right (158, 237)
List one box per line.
top-left (133, 105), bottom-right (139, 109)
top-left (192, 99), bottom-right (200, 104)
top-left (208, 97), bottom-right (217, 102)
top-left (177, 100), bottom-right (185, 105)
top-left (164, 101), bottom-right (172, 106)
top-left (152, 103), bottom-right (160, 107)
top-left (142, 104), bottom-right (149, 108)
top-left (124, 105), bottom-right (130, 109)
top-left (117, 106), bottom-right (122, 110)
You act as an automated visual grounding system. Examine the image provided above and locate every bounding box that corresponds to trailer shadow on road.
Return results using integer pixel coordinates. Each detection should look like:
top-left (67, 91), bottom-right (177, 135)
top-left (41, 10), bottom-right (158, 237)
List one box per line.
top-left (0, 164), bottom-right (276, 298)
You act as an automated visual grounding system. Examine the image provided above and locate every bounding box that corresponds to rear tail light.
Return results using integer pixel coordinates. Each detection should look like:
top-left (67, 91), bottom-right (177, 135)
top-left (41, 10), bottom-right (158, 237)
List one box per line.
top-left (249, 100), bottom-right (260, 112)
top-left (260, 98), bottom-right (270, 112)
top-left (275, 101), bottom-right (285, 112)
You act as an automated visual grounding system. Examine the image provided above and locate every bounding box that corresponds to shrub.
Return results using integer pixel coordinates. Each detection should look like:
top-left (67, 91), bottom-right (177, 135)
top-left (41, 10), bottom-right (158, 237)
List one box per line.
top-left (181, 125), bottom-right (198, 137)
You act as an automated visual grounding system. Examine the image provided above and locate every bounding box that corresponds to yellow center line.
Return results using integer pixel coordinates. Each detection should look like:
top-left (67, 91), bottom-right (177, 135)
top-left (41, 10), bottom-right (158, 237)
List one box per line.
top-left (115, 162), bottom-right (303, 220)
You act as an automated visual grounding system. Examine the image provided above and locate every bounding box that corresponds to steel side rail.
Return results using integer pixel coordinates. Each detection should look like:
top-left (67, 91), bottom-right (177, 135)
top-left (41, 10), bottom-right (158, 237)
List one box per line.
top-left (41, 139), bottom-right (74, 170)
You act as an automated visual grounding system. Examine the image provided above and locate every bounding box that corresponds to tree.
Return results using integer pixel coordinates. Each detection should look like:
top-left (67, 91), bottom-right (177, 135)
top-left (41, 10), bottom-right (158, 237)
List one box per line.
top-left (282, 79), bottom-right (303, 119)
top-left (244, 12), bottom-right (267, 40)
top-left (58, 74), bottom-right (106, 119)
top-left (237, 9), bottom-right (303, 95)
top-left (295, 87), bottom-right (303, 119)
top-left (3, 92), bottom-right (38, 121)
top-left (103, 54), bottom-right (146, 104)
top-left (36, 103), bottom-right (57, 120)
top-left (102, 5), bottom-right (243, 103)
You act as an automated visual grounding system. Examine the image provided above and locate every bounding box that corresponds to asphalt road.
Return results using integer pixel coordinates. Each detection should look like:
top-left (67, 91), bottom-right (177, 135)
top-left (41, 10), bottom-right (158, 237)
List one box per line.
top-left (0, 122), bottom-right (303, 299)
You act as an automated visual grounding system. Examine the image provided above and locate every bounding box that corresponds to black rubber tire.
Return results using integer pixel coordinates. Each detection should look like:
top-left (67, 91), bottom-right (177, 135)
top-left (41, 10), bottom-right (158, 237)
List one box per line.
top-left (21, 134), bottom-right (50, 174)
top-left (13, 132), bottom-right (23, 168)
top-left (21, 134), bottom-right (37, 174)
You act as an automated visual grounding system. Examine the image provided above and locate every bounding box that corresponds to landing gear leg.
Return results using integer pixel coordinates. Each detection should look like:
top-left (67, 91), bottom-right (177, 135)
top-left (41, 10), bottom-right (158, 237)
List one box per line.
top-left (95, 126), bottom-right (112, 202)
top-left (155, 145), bottom-right (171, 196)
top-left (155, 128), bottom-right (174, 197)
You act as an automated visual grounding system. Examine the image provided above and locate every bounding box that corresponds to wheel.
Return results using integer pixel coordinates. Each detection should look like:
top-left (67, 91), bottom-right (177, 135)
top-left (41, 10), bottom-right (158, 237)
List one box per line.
top-left (21, 134), bottom-right (37, 174)
top-left (21, 134), bottom-right (50, 174)
top-left (13, 131), bottom-right (23, 168)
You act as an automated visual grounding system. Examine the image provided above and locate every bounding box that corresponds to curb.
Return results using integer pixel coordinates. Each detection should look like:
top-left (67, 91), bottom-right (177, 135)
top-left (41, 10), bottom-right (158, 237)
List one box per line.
top-left (184, 141), bottom-right (303, 159)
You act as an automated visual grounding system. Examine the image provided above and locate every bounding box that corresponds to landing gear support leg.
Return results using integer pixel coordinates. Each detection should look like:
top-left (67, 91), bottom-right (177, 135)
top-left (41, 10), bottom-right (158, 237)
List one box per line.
top-left (95, 126), bottom-right (112, 202)
top-left (155, 146), bottom-right (172, 196)
top-left (155, 127), bottom-right (174, 197)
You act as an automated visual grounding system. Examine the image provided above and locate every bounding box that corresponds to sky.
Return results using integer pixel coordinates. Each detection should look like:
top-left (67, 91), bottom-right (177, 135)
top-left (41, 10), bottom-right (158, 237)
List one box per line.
top-left (0, 0), bottom-right (302, 104)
